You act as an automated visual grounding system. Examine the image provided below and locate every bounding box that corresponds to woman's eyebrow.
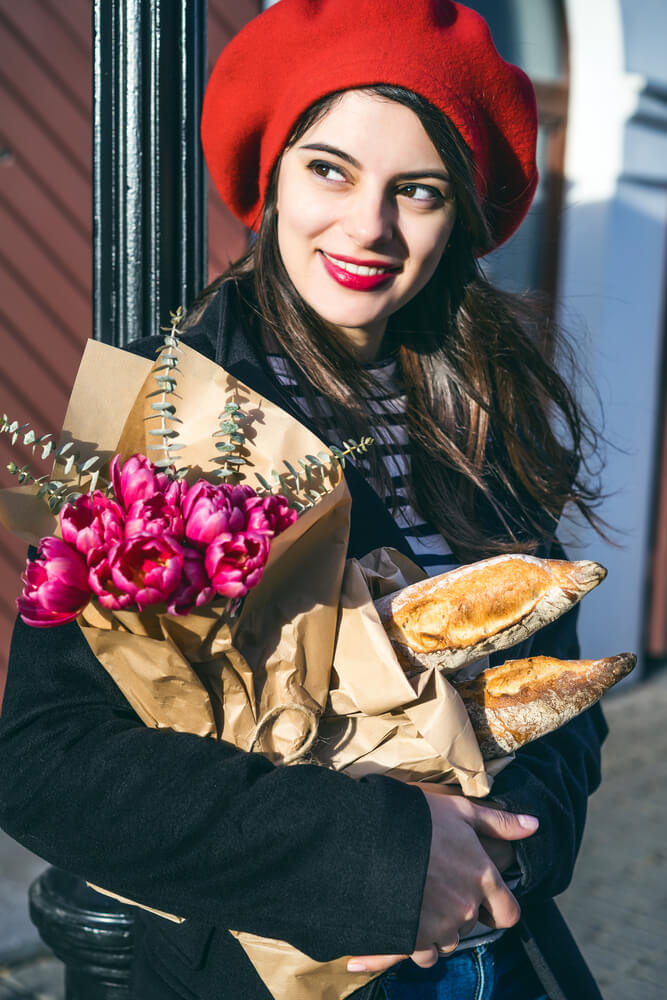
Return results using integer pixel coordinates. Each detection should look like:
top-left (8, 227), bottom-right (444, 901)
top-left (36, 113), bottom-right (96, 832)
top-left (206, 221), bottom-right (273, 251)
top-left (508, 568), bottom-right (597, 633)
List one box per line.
top-left (298, 143), bottom-right (450, 182)
top-left (397, 169), bottom-right (451, 182)
top-left (299, 142), bottom-right (361, 168)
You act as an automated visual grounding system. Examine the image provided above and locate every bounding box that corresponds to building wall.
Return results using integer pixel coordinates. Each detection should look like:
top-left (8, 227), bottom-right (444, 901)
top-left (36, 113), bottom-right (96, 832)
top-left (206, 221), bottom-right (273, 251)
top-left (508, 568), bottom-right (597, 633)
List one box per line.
top-left (558, 0), bottom-right (667, 675)
top-left (0, 1), bottom-right (93, 702)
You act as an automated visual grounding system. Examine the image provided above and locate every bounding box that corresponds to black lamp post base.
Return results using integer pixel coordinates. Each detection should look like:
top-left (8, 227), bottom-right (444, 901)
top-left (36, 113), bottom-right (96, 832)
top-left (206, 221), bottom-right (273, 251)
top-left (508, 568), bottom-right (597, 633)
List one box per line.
top-left (29, 868), bottom-right (135, 1000)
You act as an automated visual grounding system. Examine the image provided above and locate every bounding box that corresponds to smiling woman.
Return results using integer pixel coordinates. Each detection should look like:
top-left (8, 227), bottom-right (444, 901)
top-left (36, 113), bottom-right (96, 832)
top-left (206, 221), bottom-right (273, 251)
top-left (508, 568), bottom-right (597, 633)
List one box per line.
top-left (0, 2), bottom-right (610, 1000)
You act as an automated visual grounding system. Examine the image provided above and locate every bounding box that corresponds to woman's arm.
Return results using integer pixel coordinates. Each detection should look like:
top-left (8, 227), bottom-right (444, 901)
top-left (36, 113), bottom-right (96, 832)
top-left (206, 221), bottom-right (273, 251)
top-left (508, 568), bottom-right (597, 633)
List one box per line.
top-left (0, 616), bottom-right (431, 962)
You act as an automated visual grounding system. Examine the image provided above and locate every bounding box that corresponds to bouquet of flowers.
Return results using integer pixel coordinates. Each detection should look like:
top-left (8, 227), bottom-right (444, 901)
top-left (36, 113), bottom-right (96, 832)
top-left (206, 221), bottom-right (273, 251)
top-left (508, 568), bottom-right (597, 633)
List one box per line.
top-left (18, 456), bottom-right (297, 627)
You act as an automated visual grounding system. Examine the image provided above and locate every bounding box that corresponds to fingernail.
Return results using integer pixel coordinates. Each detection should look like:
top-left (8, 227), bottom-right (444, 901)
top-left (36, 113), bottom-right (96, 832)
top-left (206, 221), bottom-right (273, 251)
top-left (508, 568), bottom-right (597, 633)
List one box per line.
top-left (518, 814), bottom-right (539, 830)
top-left (347, 961), bottom-right (368, 972)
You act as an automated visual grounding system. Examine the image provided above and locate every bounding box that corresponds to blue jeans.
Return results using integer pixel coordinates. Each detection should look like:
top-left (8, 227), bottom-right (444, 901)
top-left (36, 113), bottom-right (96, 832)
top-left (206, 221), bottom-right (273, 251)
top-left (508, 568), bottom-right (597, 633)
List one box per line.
top-left (379, 932), bottom-right (549, 1000)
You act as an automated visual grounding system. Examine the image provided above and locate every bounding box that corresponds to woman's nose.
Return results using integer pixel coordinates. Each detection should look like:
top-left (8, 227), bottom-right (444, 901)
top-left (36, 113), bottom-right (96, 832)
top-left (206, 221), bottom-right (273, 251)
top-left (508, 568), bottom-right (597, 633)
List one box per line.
top-left (342, 188), bottom-right (396, 247)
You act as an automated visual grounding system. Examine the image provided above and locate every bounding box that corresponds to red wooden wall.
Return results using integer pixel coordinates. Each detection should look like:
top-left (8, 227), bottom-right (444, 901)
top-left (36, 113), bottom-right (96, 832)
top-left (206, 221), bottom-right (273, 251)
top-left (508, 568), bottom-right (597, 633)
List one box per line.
top-left (0, 0), bottom-right (258, 703)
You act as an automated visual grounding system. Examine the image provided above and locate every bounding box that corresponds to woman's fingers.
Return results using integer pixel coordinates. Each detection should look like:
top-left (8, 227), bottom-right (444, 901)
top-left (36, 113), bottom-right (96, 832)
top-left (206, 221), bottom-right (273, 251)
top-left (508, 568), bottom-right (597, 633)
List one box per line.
top-left (346, 946), bottom-right (440, 974)
top-left (346, 954), bottom-right (408, 973)
top-left (468, 803), bottom-right (538, 841)
top-left (410, 946), bottom-right (440, 968)
top-left (351, 793), bottom-right (538, 976)
top-left (416, 791), bottom-right (534, 946)
top-left (480, 879), bottom-right (521, 930)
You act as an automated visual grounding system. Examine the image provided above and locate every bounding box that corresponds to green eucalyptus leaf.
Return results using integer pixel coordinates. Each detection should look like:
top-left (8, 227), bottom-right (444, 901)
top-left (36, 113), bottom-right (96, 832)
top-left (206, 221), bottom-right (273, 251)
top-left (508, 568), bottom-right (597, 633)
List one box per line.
top-left (153, 362), bottom-right (181, 373)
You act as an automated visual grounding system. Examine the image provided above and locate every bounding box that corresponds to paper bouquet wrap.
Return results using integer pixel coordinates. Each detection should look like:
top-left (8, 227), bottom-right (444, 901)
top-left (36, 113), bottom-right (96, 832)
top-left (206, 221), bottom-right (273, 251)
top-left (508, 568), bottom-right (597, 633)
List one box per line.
top-left (0, 337), bottom-right (635, 1000)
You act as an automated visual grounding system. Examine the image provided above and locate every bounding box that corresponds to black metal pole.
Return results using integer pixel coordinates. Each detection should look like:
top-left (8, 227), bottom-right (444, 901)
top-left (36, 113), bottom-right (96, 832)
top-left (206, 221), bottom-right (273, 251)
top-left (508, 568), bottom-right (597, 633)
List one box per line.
top-left (30, 4), bottom-right (207, 996)
top-left (92, 0), bottom-right (207, 346)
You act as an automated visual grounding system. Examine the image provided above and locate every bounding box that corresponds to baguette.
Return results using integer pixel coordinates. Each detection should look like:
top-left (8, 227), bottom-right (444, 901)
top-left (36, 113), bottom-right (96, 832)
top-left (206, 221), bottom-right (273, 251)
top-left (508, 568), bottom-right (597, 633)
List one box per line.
top-left (374, 554), bottom-right (606, 673)
top-left (454, 652), bottom-right (636, 758)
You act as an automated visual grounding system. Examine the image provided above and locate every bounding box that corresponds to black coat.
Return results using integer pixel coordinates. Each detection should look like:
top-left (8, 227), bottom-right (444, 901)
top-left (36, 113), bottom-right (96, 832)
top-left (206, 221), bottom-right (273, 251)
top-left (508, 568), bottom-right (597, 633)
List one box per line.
top-left (0, 283), bottom-right (606, 1000)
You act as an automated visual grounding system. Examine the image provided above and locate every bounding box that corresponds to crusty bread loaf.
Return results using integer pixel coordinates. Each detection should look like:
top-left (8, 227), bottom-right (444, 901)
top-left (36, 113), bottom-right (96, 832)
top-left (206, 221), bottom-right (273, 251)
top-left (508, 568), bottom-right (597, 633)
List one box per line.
top-left (374, 554), bottom-right (607, 673)
top-left (454, 653), bottom-right (636, 758)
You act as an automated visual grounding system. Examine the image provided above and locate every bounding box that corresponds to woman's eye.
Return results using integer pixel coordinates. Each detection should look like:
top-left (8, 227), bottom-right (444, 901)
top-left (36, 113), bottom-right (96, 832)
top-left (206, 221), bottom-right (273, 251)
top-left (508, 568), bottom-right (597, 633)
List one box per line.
top-left (308, 161), bottom-right (346, 181)
top-left (399, 183), bottom-right (444, 204)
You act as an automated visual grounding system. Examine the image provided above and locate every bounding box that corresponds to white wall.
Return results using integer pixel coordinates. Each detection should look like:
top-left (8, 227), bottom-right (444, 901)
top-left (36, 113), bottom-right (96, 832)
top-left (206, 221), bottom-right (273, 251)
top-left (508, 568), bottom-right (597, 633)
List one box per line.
top-left (559, 0), bottom-right (667, 675)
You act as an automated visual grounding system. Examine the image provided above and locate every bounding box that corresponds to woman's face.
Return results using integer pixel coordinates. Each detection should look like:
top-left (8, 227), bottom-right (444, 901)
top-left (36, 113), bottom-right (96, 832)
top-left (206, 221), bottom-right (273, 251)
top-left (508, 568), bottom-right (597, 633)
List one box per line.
top-left (275, 91), bottom-right (457, 359)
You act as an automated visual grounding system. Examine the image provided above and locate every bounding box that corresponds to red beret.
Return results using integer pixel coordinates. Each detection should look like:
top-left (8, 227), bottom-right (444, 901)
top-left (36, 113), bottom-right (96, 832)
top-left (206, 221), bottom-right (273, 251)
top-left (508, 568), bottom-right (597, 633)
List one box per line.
top-left (201, 0), bottom-right (539, 250)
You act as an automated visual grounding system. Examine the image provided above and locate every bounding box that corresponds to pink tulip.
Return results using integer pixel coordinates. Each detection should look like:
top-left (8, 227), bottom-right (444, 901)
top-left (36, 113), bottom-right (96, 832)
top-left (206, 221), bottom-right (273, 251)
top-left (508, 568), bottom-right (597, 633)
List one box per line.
top-left (108, 534), bottom-right (184, 610)
top-left (183, 480), bottom-right (247, 548)
top-left (204, 532), bottom-right (270, 599)
top-left (110, 454), bottom-right (185, 510)
top-left (125, 494), bottom-right (184, 540)
top-left (17, 537), bottom-right (91, 627)
top-left (88, 548), bottom-right (135, 611)
top-left (60, 492), bottom-right (125, 559)
top-left (247, 495), bottom-right (298, 537)
top-left (167, 549), bottom-right (215, 615)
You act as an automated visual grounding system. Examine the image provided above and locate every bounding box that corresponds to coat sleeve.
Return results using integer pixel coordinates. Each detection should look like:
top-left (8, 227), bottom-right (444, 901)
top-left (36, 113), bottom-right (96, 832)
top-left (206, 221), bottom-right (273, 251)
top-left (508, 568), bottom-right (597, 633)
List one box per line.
top-left (487, 540), bottom-right (609, 903)
top-left (0, 615), bottom-right (432, 962)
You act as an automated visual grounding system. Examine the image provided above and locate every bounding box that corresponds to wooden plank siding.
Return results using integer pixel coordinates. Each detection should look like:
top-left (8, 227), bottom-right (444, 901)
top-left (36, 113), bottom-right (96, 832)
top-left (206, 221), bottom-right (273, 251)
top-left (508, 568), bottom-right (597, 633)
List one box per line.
top-left (0, 1), bottom-right (258, 702)
top-left (0, 0), bottom-right (93, 702)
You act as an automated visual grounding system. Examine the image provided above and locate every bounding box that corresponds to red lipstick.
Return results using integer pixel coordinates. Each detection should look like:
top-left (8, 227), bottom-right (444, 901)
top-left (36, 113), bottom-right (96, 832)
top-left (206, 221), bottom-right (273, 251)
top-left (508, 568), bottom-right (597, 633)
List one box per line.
top-left (319, 251), bottom-right (400, 291)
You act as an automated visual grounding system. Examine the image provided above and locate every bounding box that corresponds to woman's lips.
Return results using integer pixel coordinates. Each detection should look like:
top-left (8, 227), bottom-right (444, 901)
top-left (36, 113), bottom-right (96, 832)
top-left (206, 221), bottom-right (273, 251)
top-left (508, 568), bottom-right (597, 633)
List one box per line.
top-left (319, 251), bottom-right (400, 291)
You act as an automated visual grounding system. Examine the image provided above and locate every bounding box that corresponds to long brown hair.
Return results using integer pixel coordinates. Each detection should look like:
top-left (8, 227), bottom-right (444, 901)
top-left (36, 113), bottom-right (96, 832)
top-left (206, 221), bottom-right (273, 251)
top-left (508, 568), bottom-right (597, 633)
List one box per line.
top-left (189, 85), bottom-right (605, 561)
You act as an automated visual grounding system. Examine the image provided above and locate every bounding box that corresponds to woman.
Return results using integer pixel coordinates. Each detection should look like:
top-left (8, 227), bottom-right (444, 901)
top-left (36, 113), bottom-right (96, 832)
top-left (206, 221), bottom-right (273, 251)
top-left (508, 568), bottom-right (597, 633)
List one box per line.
top-left (0, 2), bottom-right (607, 998)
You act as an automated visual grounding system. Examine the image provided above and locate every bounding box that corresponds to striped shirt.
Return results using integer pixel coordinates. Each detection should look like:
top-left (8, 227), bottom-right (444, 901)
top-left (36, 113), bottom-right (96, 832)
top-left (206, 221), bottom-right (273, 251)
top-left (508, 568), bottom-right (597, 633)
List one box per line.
top-left (267, 352), bottom-right (458, 577)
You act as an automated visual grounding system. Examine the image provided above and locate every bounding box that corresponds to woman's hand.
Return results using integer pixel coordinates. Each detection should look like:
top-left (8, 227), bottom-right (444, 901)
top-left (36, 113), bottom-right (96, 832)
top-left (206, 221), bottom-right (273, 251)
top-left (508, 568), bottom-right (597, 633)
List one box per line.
top-left (346, 786), bottom-right (537, 974)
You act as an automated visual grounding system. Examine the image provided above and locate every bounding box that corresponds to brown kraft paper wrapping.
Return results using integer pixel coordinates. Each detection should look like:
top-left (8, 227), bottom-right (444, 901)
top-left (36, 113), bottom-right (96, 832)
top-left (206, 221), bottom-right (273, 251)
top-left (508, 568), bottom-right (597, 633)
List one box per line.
top-left (0, 339), bottom-right (504, 1000)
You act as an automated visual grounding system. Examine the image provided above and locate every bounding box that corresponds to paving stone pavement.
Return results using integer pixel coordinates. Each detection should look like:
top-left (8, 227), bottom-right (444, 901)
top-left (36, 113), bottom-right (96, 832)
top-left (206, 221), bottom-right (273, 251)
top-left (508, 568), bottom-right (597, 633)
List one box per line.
top-left (0, 669), bottom-right (665, 998)
top-left (559, 668), bottom-right (667, 1000)
top-left (0, 957), bottom-right (63, 1000)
